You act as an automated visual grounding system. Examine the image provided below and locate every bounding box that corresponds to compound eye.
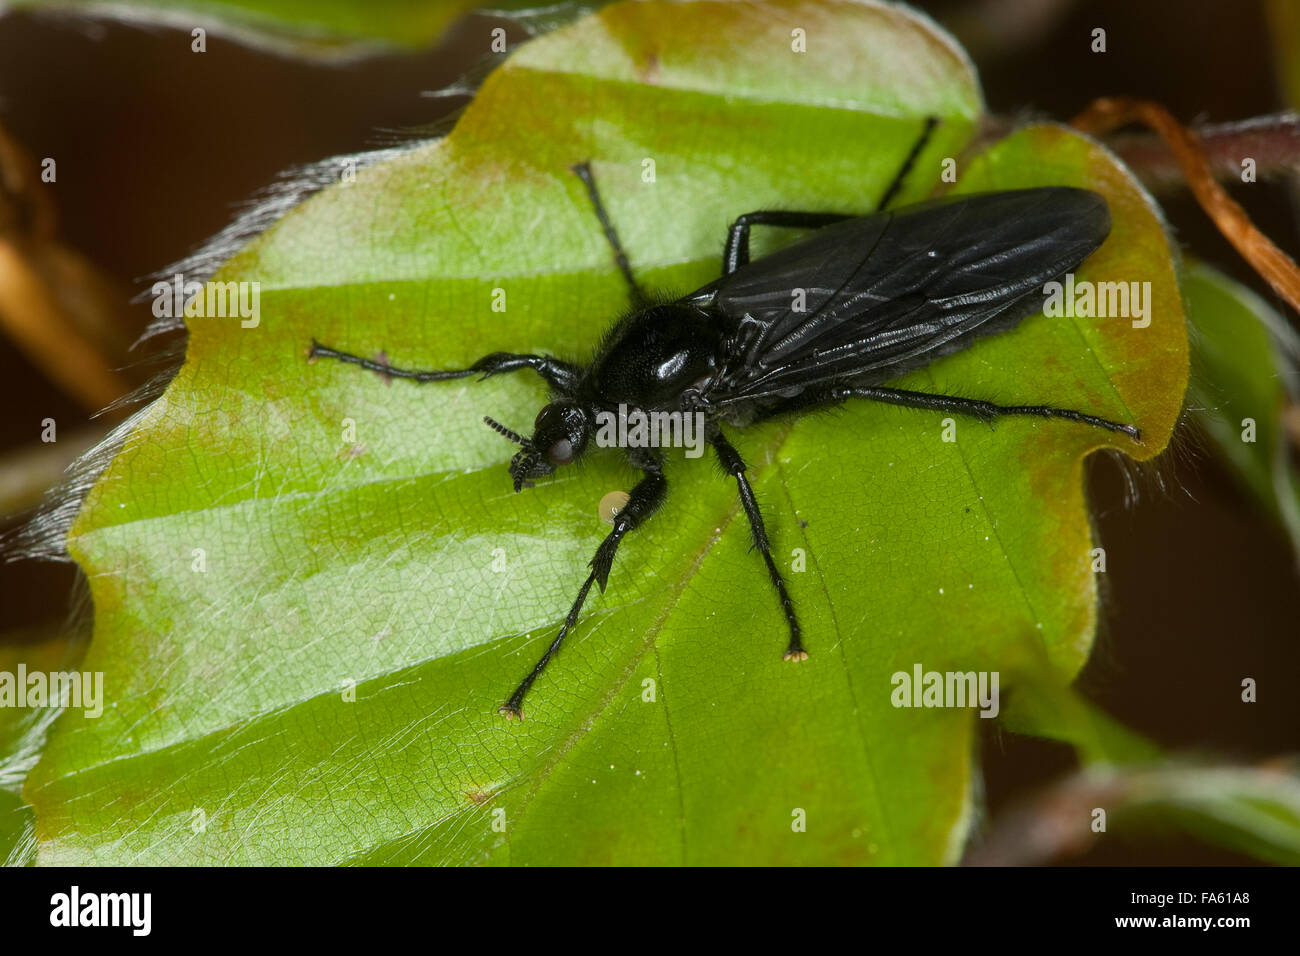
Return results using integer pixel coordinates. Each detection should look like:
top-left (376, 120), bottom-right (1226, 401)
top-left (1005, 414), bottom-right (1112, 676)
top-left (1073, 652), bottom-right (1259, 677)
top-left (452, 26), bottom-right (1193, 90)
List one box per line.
top-left (547, 438), bottom-right (574, 466)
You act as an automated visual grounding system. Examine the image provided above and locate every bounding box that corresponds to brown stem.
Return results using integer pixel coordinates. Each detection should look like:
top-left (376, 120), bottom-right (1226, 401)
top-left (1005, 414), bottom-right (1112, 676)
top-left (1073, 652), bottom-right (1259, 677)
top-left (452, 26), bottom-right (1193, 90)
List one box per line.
top-left (0, 426), bottom-right (105, 517)
top-left (1073, 97), bottom-right (1300, 315)
top-left (0, 120), bottom-right (139, 412)
top-left (1107, 113), bottom-right (1300, 191)
top-left (0, 241), bottom-right (132, 410)
top-left (0, 122), bottom-right (56, 242)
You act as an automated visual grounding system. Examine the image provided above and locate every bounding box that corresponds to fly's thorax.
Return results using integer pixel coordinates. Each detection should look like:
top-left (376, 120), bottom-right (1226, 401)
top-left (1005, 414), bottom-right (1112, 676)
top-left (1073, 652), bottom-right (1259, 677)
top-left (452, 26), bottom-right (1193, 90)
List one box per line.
top-left (584, 302), bottom-right (725, 408)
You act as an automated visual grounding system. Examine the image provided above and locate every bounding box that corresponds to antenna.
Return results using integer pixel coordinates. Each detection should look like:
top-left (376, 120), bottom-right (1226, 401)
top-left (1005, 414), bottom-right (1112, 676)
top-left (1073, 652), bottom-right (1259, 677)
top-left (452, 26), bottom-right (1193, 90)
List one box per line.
top-left (483, 416), bottom-right (530, 447)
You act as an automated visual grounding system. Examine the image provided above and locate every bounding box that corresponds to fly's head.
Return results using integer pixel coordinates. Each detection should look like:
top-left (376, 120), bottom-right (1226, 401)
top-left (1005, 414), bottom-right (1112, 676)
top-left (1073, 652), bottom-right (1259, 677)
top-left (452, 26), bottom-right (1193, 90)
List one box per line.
top-left (484, 400), bottom-right (591, 492)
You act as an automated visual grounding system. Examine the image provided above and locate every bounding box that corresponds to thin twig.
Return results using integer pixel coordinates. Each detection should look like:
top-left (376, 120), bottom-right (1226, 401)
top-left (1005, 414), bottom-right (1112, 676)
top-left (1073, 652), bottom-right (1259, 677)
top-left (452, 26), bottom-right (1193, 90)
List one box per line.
top-left (0, 121), bottom-right (136, 411)
top-left (1107, 113), bottom-right (1300, 191)
top-left (1073, 97), bottom-right (1300, 314)
top-left (0, 242), bottom-right (132, 410)
top-left (0, 426), bottom-right (105, 518)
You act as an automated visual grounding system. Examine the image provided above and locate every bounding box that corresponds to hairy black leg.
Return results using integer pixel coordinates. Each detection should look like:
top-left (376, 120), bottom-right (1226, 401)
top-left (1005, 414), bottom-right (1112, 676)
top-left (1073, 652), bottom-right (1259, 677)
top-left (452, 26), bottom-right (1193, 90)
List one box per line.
top-left (719, 114), bottom-right (940, 275)
top-left (723, 210), bottom-right (852, 275)
top-left (753, 384), bottom-right (1141, 440)
top-left (571, 161), bottom-right (646, 305)
top-left (875, 115), bottom-right (939, 212)
top-left (500, 463), bottom-right (668, 719)
top-left (308, 341), bottom-right (581, 393)
top-left (709, 430), bottom-right (806, 661)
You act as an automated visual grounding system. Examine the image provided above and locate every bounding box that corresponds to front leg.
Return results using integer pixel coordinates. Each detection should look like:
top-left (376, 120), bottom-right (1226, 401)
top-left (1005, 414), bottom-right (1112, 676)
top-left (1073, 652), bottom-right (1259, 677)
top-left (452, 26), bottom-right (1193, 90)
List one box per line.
top-left (500, 460), bottom-right (667, 719)
top-left (309, 340), bottom-right (581, 393)
top-left (718, 116), bottom-right (938, 274)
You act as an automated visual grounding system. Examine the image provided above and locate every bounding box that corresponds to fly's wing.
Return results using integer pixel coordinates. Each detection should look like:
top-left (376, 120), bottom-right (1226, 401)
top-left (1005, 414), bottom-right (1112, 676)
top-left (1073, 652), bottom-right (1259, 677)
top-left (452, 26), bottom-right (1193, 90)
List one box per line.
top-left (686, 188), bottom-right (1111, 405)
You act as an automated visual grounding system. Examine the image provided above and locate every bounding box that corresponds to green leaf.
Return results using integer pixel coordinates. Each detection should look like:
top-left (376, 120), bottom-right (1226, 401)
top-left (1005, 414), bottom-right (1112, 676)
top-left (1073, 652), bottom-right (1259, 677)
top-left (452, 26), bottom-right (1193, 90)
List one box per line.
top-left (0, 632), bottom-right (84, 866)
top-left (6, 0), bottom-right (539, 54)
top-left (29, 0), bottom-right (1186, 865)
top-left (999, 659), bottom-right (1159, 768)
top-left (1184, 261), bottom-right (1300, 557)
top-left (0, 790), bottom-right (36, 867)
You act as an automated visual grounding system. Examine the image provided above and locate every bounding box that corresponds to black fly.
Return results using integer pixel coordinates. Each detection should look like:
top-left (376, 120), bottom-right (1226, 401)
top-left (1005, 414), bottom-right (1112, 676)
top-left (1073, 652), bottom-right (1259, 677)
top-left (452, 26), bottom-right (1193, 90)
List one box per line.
top-left (309, 120), bottom-right (1140, 719)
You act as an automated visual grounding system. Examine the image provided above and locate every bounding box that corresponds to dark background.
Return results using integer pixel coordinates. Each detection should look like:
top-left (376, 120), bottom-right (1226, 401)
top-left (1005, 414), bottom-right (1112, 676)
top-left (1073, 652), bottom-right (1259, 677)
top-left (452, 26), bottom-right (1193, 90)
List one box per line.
top-left (0, 0), bottom-right (1296, 864)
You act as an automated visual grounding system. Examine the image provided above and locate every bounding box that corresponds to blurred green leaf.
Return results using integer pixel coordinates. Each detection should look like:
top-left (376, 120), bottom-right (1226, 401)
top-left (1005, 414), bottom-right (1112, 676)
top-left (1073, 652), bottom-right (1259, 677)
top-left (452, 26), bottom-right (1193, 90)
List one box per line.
top-left (1133, 762), bottom-right (1300, 865)
top-left (7, 0), bottom-right (547, 54)
top-left (1268, 0), bottom-right (1300, 112)
top-left (1185, 261), bottom-right (1300, 558)
top-left (993, 553), bottom-right (1300, 866)
top-left (969, 757), bottom-right (1300, 865)
top-left (27, 0), bottom-right (1187, 865)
